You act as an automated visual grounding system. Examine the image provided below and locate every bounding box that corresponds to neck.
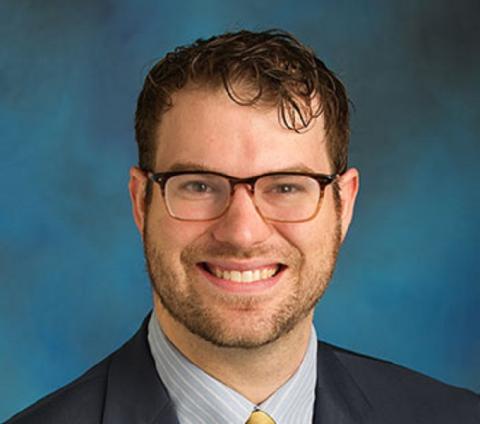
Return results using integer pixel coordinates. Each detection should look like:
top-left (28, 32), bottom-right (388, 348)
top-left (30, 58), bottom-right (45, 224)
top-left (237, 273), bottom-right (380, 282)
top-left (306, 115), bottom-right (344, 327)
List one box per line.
top-left (153, 297), bottom-right (313, 404)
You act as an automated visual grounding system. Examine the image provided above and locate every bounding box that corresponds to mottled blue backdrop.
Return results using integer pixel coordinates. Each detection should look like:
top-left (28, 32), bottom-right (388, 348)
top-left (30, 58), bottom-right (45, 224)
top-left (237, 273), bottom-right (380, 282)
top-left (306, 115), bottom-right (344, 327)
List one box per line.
top-left (1, 0), bottom-right (479, 420)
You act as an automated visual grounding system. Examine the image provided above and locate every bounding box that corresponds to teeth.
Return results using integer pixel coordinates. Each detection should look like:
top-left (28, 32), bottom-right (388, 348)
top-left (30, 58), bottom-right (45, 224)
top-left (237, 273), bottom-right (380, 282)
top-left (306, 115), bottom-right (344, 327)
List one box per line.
top-left (231, 271), bottom-right (241, 282)
top-left (261, 269), bottom-right (271, 279)
top-left (210, 266), bottom-right (278, 283)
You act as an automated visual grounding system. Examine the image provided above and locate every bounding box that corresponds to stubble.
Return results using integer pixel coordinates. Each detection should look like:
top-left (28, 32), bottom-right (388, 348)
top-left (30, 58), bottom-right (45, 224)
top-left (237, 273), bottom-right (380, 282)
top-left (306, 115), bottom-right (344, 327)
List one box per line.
top-left (143, 216), bottom-right (341, 349)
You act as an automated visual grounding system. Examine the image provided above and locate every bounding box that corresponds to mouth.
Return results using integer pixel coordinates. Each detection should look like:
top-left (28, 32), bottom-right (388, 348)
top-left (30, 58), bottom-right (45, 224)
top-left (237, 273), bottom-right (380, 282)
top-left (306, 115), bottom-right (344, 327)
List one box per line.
top-left (199, 262), bottom-right (286, 284)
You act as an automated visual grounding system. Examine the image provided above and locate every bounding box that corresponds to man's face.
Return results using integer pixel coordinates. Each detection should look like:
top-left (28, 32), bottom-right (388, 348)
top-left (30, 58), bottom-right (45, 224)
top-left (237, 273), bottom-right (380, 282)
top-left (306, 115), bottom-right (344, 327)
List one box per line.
top-left (130, 87), bottom-right (358, 349)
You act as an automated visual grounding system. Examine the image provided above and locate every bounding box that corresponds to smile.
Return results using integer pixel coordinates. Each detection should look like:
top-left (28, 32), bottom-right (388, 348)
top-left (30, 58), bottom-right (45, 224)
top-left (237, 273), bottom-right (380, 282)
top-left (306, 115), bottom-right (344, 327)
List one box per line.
top-left (201, 263), bottom-right (284, 284)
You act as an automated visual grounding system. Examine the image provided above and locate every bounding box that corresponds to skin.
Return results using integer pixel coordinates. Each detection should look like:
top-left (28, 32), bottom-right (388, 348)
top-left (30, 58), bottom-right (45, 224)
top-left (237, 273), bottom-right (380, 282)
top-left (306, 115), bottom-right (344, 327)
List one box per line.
top-left (129, 86), bottom-right (359, 404)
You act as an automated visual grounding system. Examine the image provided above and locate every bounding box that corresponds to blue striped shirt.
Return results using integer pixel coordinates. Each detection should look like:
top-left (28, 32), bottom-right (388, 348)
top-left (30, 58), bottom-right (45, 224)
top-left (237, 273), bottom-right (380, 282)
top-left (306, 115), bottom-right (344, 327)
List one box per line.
top-left (148, 313), bottom-right (317, 424)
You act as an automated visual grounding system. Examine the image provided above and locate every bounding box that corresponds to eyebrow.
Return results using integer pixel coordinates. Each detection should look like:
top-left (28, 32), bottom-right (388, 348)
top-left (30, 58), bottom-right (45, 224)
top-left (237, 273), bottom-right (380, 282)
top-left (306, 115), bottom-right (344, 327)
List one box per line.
top-left (165, 161), bottom-right (321, 175)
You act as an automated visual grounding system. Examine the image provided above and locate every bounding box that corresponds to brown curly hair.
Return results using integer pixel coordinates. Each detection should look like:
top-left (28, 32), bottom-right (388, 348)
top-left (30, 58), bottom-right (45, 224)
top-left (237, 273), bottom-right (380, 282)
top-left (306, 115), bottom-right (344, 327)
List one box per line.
top-left (135, 29), bottom-right (350, 178)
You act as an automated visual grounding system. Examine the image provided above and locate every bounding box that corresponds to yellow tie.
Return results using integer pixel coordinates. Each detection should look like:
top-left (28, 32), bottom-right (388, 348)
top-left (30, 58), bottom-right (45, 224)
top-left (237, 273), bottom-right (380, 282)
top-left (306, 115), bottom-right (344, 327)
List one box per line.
top-left (245, 410), bottom-right (276, 424)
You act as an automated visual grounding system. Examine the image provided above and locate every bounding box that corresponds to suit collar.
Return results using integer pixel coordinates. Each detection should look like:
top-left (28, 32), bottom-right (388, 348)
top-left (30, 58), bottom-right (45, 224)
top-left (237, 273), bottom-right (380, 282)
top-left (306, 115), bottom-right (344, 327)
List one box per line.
top-left (102, 315), bottom-right (178, 424)
top-left (101, 314), bottom-right (371, 424)
top-left (313, 341), bottom-right (372, 423)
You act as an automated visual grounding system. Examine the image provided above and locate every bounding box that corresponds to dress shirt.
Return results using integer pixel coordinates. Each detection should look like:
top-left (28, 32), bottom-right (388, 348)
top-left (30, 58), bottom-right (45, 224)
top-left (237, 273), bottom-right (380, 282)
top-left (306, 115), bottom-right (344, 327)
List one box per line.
top-left (148, 313), bottom-right (317, 424)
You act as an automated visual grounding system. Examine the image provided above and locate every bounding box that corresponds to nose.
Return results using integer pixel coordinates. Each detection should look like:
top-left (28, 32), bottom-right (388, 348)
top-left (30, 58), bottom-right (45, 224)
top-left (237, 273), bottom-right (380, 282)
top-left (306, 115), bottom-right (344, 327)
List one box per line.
top-left (211, 185), bottom-right (273, 248)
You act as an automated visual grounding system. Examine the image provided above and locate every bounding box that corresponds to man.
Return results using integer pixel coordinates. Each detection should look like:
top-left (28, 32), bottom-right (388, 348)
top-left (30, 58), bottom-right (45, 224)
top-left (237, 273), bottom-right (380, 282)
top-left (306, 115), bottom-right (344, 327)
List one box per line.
top-left (8, 29), bottom-right (479, 423)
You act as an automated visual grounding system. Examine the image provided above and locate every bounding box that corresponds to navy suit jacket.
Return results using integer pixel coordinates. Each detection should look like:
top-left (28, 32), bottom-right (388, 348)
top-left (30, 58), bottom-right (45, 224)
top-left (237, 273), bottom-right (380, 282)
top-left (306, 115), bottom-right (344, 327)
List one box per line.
top-left (7, 315), bottom-right (480, 423)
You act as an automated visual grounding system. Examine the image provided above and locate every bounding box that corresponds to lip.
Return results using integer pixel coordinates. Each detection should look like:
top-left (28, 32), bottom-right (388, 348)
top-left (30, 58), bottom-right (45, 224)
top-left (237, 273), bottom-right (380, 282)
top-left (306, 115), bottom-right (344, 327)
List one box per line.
top-left (197, 261), bottom-right (287, 294)
top-left (203, 259), bottom-right (282, 272)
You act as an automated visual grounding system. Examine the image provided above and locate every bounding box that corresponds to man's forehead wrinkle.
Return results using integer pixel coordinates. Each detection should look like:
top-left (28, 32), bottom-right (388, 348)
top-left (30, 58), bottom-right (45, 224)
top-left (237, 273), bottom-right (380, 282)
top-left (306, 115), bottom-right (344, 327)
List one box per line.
top-left (162, 161), bottom-right (318, 175)
top-left (165, 162), bottom-right (212, 172)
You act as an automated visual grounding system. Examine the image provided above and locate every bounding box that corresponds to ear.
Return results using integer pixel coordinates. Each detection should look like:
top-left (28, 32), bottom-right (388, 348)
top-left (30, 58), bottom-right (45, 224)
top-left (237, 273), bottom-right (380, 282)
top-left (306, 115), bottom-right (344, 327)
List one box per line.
top-left (128, 167), bottom-right (148, 238)
top-left (337, 168), bottom-right (359, 242)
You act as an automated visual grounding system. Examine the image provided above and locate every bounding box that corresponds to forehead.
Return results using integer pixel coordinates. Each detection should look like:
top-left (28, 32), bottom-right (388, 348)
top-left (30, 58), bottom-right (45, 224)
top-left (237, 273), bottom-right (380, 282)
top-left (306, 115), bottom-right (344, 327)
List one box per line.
top-left (153, 87), bottom-right (331, 176)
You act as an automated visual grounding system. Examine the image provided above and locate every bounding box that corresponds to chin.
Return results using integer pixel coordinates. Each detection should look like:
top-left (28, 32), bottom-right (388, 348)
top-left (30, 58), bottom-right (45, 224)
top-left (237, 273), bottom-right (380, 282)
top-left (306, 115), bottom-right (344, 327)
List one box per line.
top-left (175, 303), bottom-right (308, 349)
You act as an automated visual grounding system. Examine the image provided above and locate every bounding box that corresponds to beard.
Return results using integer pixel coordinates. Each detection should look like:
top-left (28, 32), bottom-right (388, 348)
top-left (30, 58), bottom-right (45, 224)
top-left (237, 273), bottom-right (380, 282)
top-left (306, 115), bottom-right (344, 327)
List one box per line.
top-left (143, 218), bottom-right (342, 349)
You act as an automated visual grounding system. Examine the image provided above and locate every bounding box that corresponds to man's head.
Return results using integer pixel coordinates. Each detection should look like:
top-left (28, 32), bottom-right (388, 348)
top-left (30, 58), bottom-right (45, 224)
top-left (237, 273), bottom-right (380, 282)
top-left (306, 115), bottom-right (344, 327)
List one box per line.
top-left (135, 29), bottom-right (350, 183)
top-left (129, 29), bottom-right (359, 350)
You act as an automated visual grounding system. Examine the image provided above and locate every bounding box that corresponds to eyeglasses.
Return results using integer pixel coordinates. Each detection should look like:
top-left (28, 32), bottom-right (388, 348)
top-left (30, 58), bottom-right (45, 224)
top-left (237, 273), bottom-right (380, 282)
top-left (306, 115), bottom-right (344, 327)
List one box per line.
top-left (147, 170), bottom-right (339, 223)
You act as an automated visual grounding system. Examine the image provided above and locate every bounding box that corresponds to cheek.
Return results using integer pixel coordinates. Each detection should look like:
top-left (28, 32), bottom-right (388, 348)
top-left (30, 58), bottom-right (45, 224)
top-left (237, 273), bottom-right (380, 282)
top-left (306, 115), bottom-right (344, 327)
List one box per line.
top-left (276, 225), bottom-right (329, 266)
top-left (146, 191), bottom-right (193, 246)
top-left (275, 207), bottom-right (339, 255)
top-left (148, 210), bottom-right (211, 253)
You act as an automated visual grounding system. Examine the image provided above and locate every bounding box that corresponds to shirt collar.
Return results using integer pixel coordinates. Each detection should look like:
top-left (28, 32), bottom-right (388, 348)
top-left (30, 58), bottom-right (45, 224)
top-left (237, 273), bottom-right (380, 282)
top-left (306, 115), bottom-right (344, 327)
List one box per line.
top-left (148, 314), bottom-right (317, 424)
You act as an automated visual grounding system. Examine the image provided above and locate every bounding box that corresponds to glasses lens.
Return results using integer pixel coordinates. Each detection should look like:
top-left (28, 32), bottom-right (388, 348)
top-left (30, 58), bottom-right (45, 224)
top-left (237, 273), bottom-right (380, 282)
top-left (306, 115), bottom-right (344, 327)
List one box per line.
top-left (255, 175), bottom-right (321, 221)
top-left (165, 174), bottom-right (230, 220)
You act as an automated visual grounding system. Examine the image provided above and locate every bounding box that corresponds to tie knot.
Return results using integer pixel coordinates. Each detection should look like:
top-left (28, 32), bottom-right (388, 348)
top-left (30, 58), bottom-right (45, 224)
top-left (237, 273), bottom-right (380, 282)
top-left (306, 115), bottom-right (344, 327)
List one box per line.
top-left (245, 410), bottom-right (276, 424)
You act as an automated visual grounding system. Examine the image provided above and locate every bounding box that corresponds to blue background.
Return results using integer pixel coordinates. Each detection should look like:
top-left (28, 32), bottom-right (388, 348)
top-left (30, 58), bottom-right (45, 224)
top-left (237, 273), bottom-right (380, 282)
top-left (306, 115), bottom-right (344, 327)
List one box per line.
top-left (1, 0), bottom-right (479, 420)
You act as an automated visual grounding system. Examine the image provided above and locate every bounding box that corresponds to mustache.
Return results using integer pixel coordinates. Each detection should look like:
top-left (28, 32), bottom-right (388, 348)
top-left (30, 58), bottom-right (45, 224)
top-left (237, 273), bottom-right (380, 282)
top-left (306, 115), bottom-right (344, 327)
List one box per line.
top-left (180, 241), bottom-right (301, 264)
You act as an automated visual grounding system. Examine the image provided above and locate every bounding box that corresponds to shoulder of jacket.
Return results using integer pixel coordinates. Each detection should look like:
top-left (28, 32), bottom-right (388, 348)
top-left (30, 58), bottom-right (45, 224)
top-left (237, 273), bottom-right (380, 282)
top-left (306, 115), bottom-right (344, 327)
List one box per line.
top-left (319, 341), bottom-right (480, 422)
top-left (6, 355), bottom-right (112, 424)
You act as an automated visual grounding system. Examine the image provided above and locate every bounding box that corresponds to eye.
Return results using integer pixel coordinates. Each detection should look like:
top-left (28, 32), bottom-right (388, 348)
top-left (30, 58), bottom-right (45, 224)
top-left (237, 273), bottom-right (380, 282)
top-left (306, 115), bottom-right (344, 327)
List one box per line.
top-left (181, 181), bottom-right (213, 193)
top-left (268, 183), bottom-right (306, 195)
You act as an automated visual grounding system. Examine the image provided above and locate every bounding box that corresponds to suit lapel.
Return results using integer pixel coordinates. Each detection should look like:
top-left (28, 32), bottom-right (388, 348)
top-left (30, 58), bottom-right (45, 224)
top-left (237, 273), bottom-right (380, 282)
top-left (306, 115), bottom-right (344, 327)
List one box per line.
top-left (313, 342), bottom-right (372, 424)
top-left (102, 315), bottom-right (178, 424)
top-left (100, 316), bottom-right (371, 424)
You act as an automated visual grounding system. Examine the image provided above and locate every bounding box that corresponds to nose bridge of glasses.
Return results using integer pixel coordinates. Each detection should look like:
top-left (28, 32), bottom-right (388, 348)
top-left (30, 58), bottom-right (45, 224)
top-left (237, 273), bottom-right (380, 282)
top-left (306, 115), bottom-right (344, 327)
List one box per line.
top-left (230, 180), bottom-right (255, 196)
top-left (223, 178), bottom-right (262, 218)
top-left (215, 183), bottom-right (273, 239)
